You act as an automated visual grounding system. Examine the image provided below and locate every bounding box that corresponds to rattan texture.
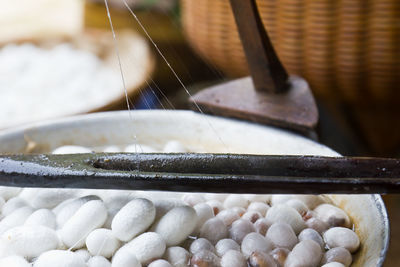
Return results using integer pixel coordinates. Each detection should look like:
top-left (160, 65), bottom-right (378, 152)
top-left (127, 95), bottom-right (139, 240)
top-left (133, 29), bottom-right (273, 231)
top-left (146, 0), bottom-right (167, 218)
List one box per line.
top-left (181, 0), bottom-right (400, 104)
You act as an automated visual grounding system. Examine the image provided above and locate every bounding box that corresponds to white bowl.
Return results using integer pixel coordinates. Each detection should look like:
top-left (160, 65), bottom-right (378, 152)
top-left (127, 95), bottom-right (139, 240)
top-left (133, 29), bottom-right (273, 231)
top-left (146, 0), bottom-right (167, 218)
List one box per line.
top-left (0, 110), bottom-right (389, 266)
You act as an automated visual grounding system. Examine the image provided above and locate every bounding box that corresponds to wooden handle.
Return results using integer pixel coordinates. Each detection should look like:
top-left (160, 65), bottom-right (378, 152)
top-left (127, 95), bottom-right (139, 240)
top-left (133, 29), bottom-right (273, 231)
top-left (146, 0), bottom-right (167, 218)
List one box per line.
top-left (229, 0), bottom-right (289, 94)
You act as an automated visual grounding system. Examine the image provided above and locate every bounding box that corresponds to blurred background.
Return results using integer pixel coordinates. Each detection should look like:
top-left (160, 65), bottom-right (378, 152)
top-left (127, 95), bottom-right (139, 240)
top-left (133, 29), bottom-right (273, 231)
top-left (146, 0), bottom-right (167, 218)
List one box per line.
top-left (0, 0), bottom-right (399, 265)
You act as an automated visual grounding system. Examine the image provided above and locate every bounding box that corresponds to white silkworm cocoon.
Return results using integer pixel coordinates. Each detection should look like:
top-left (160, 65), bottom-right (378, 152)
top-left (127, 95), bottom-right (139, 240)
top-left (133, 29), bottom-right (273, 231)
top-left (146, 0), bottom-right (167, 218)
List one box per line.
top-left (124, 144), bottom-right (157, 153)
top-left (154, 206), bottom-right (198, 246)
top-left (223, 195), bottom-right (249, 209)
top-left (221, 249), bottom-right (247, 267)
top-left (314, 204), bottom-right (351, 228)
top-left (199, 217), bottom-right (228, 245)
top-left (148, 259), bottom-right (173, 267)
top-left (29, 189), bottom-right (77, 209)
top-left (270, 247), bottom-right (290, 266)
top-left (0, 255), bottom-right (31, 267)
top-left (52, 145), bottom-right (92, 154)
top-left (2, 197), bottom-right (28, 216)
top-left (0, 225), bottom-right (59, 259)
top-left (103, 195), bottom-right (132, 229)
top-left (265, 204), bottom-right (306, 234)
top-left (285, 240), bottom-right (322, 267)
top-left (0, 187), bottom-right (21, 200)
top-left (321, 263), bottom-right (346, 267)
top-left (87, 256), bottom-right (111, 267)
top-left (216, 209), bottom-right (240, 226)
top-left (248, 251), bottom-right (277, 267)
top-left (75, 249), bottom-right (91, 262)
top-left (298, 228), bottom-right (324, 250)
top-left (111, 198), bottom-right (156, 242)
top-left (182, 194), bottom-right (206, 206)
top-left (323, 227), bottom-right (360, 253)
top-left (193, 203), bottom-right (214, 233)
top-left (205, 200), bottom-right (223, 215)
top-left (190, 250), bottom-right (220, 266)
top-left (204, 193), bottom-right (228, 202)
top-left (59, 200), bottom-right (107, 249)
top-left (247, 202), bottom-right (270, 216)
top-left (241, 232), bottom-right (274, 258)
top-left (285, 199), bottom-right (308, 215)
top-left (0, 206), bottom-right (34, 235)
top-left (254, 218), bottom-right (273, 236)
top-left (266, 223), bottom-right (298, 250)
top-left (293, 195), bottom-right (325, 209)
top-left (24, 209), bottom-right (56, 229)
top-left (243, 194), bottom-right (271, 203)
top-left (111, 248), bottom-right (141, 267)
top-left (229, 219), bottom-right (255, 244)
top-left (163, 140), bottom-right (187, 153)
top-left (215, 239), bottom-right (240, 257)
top-left (120, 232), bottom-right (166, 264)
top-left (86, 228), bottom-right (121, 258)
top-left (241, 211), bottom-right (262, 223)
top-left (271, 195), bottom-right (294, 206)
top-left (33, 250), bottom-right (86, 267)
top-left (163, 246), bottom-right (190, 267)
top-left (153, 198), bottom-right (185, 221)
top-left (189, 238), bottom-right (215, 254)
top-left (321, 247), bottom-right (352, 267)
top-left (55, 195), bottom-right (100, 228)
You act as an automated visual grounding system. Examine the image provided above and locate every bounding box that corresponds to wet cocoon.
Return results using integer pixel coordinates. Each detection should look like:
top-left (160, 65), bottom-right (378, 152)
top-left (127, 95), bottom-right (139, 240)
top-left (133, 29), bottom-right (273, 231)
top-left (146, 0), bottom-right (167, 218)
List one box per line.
top-left (285, 240), bottom-right (322, 267)
top-left (199, 217), bottom-right (228, 245)
top-left (321, 247), bottom-right (352, 267)
top-left (0, 225), bottom-right (59, 259)
top-left (59, 200), bottom-right (107, 249)
top-left (190, 238), bottom-right (215, 254)
top-left (265, 204), bottom-right (306, 234)
top-left (229, 219), bottom-right (256, 244)
top-left (266, 223), bottom-right (298, 250)
top-left (154, 206), bottom-right (198, 246)
top-left (163, 246), bottom-right (190, 267)
top-left (221, 250), bottom-right (247, 267)
top-left (86, 228), bottom-right (121, 258)
top-left (215, 239), bottom-right (240, 257)
top-left (33, 250), bottom-right (86, 267)
top-left (241, 232), bottom-right (274, 258)
top-left (323, 227), bottom-right (360, 253)
top-left (322, 263), bottom-right (346, 267)
top-left (314, 204), bottom-right (351, 228)
top-left (111, 198), bottom-right (156, 242)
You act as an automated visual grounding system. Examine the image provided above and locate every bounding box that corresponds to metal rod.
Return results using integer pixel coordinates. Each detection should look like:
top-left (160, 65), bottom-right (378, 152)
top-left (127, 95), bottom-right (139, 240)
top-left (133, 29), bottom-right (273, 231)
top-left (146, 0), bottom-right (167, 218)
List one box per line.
top-left (0, 153), bottom-right (399, 194)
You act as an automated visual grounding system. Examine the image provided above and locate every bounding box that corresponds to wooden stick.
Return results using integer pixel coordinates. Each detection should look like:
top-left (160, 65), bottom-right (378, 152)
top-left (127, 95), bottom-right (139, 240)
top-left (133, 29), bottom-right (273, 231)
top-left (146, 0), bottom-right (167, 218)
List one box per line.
top-left (229, 0), bottom-right (288, 93)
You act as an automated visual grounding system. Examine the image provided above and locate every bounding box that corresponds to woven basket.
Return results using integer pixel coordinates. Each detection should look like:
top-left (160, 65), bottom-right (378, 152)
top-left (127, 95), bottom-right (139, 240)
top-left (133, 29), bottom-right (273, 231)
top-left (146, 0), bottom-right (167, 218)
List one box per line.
top-left (181, 0), bottom-right (400, 105)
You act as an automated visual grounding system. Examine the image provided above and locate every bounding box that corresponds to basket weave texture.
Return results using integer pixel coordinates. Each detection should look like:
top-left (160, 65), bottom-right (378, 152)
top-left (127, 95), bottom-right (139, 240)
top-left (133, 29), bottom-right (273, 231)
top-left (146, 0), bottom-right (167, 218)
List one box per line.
top-left (181, 0), bottom-right (400, 104)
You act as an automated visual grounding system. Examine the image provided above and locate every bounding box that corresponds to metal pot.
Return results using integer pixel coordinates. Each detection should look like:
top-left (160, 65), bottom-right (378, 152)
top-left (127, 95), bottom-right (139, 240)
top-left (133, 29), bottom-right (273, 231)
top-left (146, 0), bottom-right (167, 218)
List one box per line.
top-left (0, 110), bottom-right (389, 266)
